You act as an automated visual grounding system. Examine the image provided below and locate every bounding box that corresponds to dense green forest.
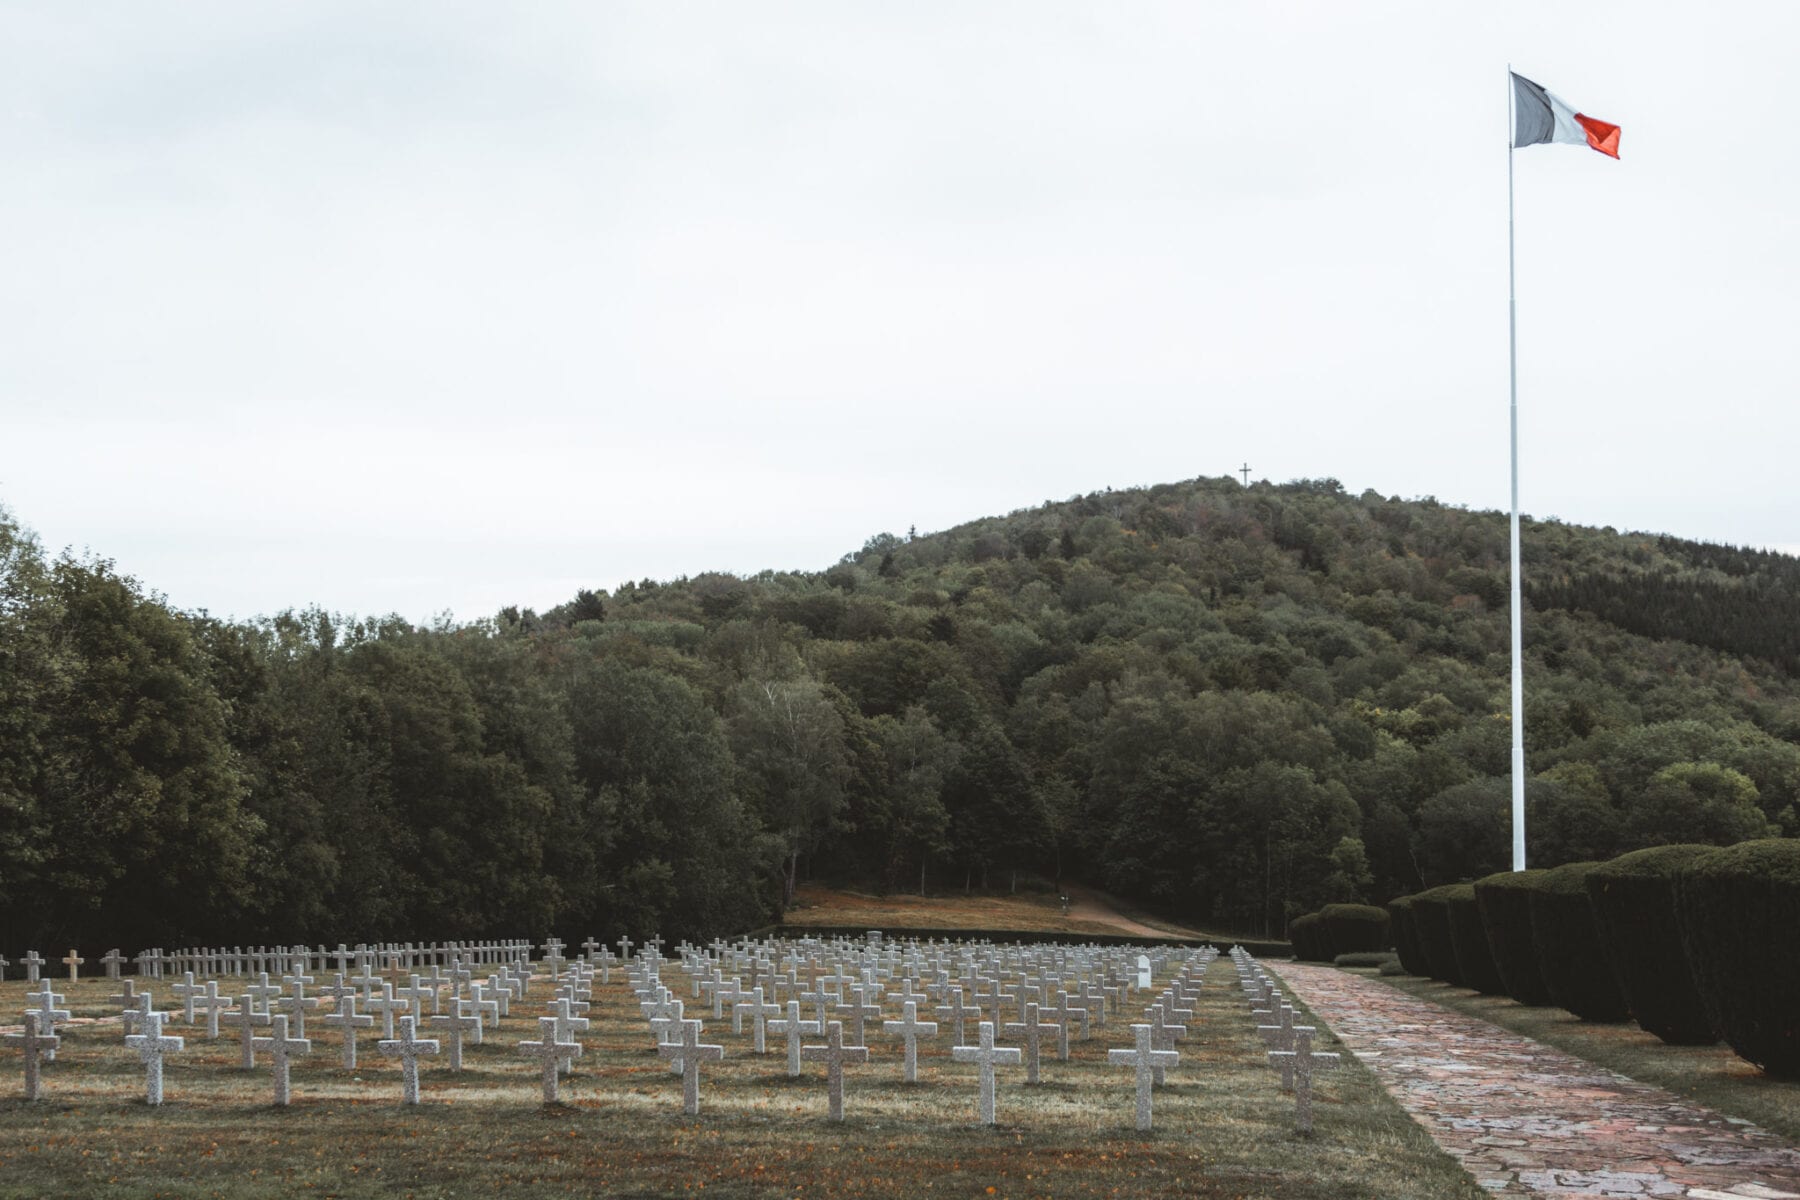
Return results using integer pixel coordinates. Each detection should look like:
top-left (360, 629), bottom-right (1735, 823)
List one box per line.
top-left (2, 477), bottom-right (1796, 949)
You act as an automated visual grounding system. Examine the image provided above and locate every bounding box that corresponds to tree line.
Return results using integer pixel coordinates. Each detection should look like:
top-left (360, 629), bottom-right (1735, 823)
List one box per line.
top-left (1, 476), bottom-right (1795, 949)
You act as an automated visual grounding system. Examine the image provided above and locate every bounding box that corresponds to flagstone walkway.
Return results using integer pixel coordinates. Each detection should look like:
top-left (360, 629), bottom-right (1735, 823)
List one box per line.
top-left (1271, 961), bottom-right (1800, 1200)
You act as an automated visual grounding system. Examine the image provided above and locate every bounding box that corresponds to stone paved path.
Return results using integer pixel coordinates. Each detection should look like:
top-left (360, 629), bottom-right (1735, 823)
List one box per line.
top-left (1272, 961), bottom-right (1800, 1200)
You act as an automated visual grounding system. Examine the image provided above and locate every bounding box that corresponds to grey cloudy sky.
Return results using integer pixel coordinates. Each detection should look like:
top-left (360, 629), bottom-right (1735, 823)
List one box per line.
top-left (3, 2), bottom-right (1795, 623)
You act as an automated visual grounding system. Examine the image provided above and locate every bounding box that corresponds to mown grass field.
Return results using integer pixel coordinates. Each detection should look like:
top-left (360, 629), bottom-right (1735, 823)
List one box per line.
top-left (0, 955), bottom-right (1482, 1199)
top-left (1369, 968), bottom-right (1800, 1144)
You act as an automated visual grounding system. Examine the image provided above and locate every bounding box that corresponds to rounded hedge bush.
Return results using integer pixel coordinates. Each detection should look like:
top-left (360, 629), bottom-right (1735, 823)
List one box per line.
top-left (1319, 903), bottom-right (1390, 958)
top-left (1386, 894), bottom-right (1430, 976)
top-left (1334, 951), bottom-right (1397, 969)
top-left (1411, 884), bottom-right (1467, 986)
top-left (1529, 861), bottom-right (1630, 1022)
top-left (1474, 869), bottom-right (1556, 1006)
top-left (1289, 912), bottom-right (1330, 962)
top-left (1445, 883), bottom-right (1507, 995)
top-left (1675, 838), bottom-right (1800, 1077)
top-left (1587, 845), bottom-right (1719, 1046)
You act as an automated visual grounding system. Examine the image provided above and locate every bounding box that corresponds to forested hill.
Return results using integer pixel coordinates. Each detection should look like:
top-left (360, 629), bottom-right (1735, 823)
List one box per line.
top-left (2, 477), bottom-right (1797, 950)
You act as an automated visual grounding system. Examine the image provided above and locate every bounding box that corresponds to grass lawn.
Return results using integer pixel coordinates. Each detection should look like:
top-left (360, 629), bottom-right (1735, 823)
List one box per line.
top-left (1367, 969), bottom-right (1800, 1144)
top-left (0, 956), bottom-right (1482, 1199)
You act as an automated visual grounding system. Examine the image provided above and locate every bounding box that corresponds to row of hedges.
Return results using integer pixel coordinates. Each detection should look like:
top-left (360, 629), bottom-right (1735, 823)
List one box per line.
top-left (1383, 838), bottom-right (1800, 1079)
top-left (1289, 904), bottom-right (1390, 963)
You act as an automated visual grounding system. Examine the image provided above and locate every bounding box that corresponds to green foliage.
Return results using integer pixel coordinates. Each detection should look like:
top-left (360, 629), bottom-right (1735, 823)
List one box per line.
top-left (1410, 885), bottom-right (1466, 986)
top-left (1472, 870), bottom-right (1556, 1006)
top-left (1675, 839), bottom-right (1800, 1076)
top-left (1318, 903), bottom-right (1389, 955)
top-left (1529, 862), bottom-right (1630, 1022)
top-left (1288, 912), bottom-right (1330, 963)
top-left (4, 475), bottom-right (1800, 949)
top-left (1335, 950), bottom-right (1398, 968)
top-left (1385, 895), bottom-right (1430, 976)
top-left (1586, 845), bottom-right (1719, 1046)
top-left (1444, 884), bottom-right (1506, 995)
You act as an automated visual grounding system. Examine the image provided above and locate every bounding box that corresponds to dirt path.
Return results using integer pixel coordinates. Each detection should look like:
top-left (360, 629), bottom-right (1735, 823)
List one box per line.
top-left (1059, 883), bottom-right (1212, 940)
top-left (1272, 960), bottom-right (1800, 1199)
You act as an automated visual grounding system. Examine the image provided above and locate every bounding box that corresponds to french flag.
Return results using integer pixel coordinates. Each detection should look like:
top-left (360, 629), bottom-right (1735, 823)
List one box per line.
top-left (1511, 73), bottom-right (1620, 159)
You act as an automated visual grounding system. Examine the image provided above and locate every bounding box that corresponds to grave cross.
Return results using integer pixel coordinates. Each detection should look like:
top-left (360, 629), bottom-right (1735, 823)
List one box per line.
top-left (735, 987), bottom-right (781, 1055)
top-left (228, 995), bottom-right (272, 1069)
top-left (62, 949), bottom-right (84, 982)
top-left (125, 1010), bottom-right (186, 1106)
top-left (21, 951), bottom-right (43, 984)
top-left (366, 982), bottom-right (409, 1040)
top-left (321, 993), bottom-right (375, 1069)
top-left (950, 1021), bottom-right (1022, 1127)
top-left (1268, 1028), bottom-right (1340, 1134)
top-left (1001, 1001), bottom-right (1059, 1085)
top-left (518, 1016), bottom-right (582, 1104)
top-left (880, 1000), bottom-right (939, 1083)
top-left (194, 982), bottom-right (233, 1039)
top-left (657, 1018), bottom-right (724, 1115)
top-left (4, 1016), bottom-right (58, 1101)
top-left (835, 985), bottom-right (883, 1046)
top-left (1108, 1023), bottom-right (1179, 1132)
top-left (101, 949), bottom-right (127, 980)
top-left (936, 989), bottom-right (980, 1046)
top-left (171, 972), bottom-right (203, 1025)
top-left (1045, 991), bottom-right (1077, 1060)
top-left (800, 1020), bottom-right (868, 1123)
top-left (428, 1011), bottom-right (482, 1072)
top-left (378, 1015), bottom-right (441, 1105)
top-left (250, 1013), bottom-right (312, 1106)
top-left (767, 999), bottom-right (822, 1077)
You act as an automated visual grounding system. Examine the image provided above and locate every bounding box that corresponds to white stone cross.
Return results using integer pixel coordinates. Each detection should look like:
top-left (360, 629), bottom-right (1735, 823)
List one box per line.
top-left (4, 1015), bottom-right (59, 1100)
top-left (800, 1020), bottom-right (868, 1123)
top-left (1108, 1023), bottom-right (1179, 1132)
top-left (321, 992), bottom-right (375, 1069)
top-left (1268, 1029), bottom-right (1340, 1134)
top-left (101, 949), bottom-right (127, 980)
top-left (549, 998), bottom-right (590, 1077)
top-left (62, 949), bottom-right (84, 982)
top-left (251, 1013), bottom-right (312, 1106)
top-left (171, 971), bottom-right (204, 1025)
top-left (228, 995), bottom-right (272, 1069)
top-left (518, 1016), bottom-right (582, 1104)
top-left (936, 989), bottom-right (980, 1046)
top-left (428, 1011), bottom-right (482, 1071)
top-left (657, 1017), bottom-right (724, 1115)
top-left (378, 1015), bottom-right (440, 1105)
top-left (735, 986), bottom-right (781, 1054)
top-left (880, 1000), bottom-right (939, 1083)
top-left (125, 1010), bottom-right (186, 1106)
top-left (277, 980), bottom-right (319, 1038)
top-left (1001, 1002), bottom-right (1059, 1085)
top-left (835, 984), bottom-right (883, 1046)
top-left (767, 999), bottom-right (822, 1077)
top-left (950, 1021), bottom-right (1021, 1127)
top-left (20, 951), bottom-right (43, 984)
top-left (365, 982), bottom-right (409, 1040)
top-left (27, 985), bottom-right (70, 1059)
top-left (194, 982), bottom-right (233, 1039)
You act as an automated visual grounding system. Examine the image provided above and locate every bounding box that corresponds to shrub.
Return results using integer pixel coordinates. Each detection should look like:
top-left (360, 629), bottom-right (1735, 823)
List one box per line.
top-left (1335, 951), bottom-right (1397, 969)
top-left (1474, 869), bottom-right (1556, 1006)
top-left (1319, 903), bottom-right (1390, 956)
top-left (1445, 883), bottom-right (1507, 994)
top-left (1411, 885), bottom-right (1466, 986)
top-left (1675, 838), bottom-right (1800, 1077)
top-left (1288, 912), bottom-right (1330, 963)
top-left (1587, 845), bottom-right (1719, 1045)
top-left (1386, 894), bottom-right (1430, 976)
top-left (1378, 958), bottom-right (1410, 976)
top-left (1529, 861), bottom-right (1630, 1021)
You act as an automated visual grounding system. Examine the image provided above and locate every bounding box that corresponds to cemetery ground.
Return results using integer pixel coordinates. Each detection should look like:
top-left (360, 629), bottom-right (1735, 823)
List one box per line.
top-left (1365, 966), bottom-right (1800, 1146)
top-left (0, 956), bottom-right (1480, 1199)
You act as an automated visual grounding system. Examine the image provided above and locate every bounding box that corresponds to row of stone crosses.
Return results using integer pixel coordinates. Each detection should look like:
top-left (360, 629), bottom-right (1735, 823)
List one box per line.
top-left (3, 934), bottom-right (1339, 1133)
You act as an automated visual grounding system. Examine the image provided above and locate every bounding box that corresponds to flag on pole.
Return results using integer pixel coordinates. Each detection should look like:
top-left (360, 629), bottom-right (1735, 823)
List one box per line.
top-left (1511, 73), bottom-right (1621, 158)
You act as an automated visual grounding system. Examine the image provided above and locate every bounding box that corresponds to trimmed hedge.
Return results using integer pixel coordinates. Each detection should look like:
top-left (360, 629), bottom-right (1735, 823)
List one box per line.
top-left (1675, 839), bottom-right (1800, 1077)
top-left (1445, 884), bottom-right (1507, 995)
top-left (1334, 951), bottom-right (1397, 968)
top-left (1474, 869), bottom-right (1556, 1006)
top-left (1587, 845), bottom-right (1719, 1046)
top-left (1289, 913), bottom-right (1331, 962)
top-left (1319, 903), bottom-right (1390, 955)
top-left (1411, 885), bottom-right (1466, 986)
top-left (1529, 861), bottom-right (1630, 1021)
top-left (1386, 894), bottom-right (1430, 976)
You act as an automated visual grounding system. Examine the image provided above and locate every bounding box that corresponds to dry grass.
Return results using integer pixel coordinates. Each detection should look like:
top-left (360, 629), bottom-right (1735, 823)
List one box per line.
top-left (0, 958), bottom-right (1482, 1198)
top-left (1369, 969), bottom-right (1800, 1144)
top-left (782, 887), bottom-right (1124, 937)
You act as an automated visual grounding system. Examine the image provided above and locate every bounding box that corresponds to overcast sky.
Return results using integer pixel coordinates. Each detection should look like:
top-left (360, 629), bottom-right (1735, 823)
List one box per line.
top-left (3, 2), bottom-right (1795, 623)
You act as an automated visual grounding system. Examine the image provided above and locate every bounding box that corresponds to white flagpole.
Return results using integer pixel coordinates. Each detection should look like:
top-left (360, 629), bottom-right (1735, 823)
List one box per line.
top-left (1508, 66), bottom-right (1527, 872)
